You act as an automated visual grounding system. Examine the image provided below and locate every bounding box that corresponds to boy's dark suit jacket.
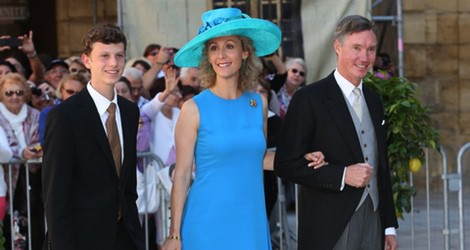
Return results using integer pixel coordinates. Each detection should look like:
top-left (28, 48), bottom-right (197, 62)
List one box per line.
top-left (275, 72), bottom-right (398, 250)
top-left (43, 88), bottom-right (144, 250)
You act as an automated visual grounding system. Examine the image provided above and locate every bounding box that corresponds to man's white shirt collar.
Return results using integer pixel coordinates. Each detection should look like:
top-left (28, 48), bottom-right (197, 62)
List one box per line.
top-left (334, 69), bottom-right (363, 105)
top-left (87, 82), bottom-right (119, 115)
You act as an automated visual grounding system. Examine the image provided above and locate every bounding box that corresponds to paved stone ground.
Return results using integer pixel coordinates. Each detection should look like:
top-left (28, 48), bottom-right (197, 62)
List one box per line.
top-left (397, 191), bottom-right (470, 250)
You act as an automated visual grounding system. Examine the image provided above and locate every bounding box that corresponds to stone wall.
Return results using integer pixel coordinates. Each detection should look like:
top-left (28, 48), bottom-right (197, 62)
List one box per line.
top-left (403, 0), bottom-right (470, 191)
top-left (56, 0), bottom-right (117, 58)
top-left (54, 0), bottom-right (205, 61)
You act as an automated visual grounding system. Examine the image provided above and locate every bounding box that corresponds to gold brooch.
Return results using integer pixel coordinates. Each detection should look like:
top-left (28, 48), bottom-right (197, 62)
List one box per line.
top-left (250, 99), bottom-right (257, 107)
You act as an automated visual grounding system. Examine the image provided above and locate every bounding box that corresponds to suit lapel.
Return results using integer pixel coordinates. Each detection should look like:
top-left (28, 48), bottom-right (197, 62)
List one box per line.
top-left (77, 88), bottom-right (116, 171)
top-left (323, 74), bottom-right (364, 161)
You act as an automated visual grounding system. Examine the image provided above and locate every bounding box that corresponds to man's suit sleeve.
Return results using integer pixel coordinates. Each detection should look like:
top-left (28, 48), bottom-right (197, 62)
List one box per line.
top-left (125, 103), bottom-right (140, 205)
top-left (274, 88), bottom-right (345, 191)
top-left (42, 107), bottom-right (78, 250)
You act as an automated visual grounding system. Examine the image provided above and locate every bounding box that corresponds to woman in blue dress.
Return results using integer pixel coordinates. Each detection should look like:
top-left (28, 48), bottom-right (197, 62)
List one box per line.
top-left (162, 8), bottom-right (326, 250)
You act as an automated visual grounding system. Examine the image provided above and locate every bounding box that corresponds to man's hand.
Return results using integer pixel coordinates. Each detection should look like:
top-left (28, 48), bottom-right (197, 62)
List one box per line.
top-left (384, 235), bottom-right (398, 250)
top-left (344, 163), bottom-right (373, 188)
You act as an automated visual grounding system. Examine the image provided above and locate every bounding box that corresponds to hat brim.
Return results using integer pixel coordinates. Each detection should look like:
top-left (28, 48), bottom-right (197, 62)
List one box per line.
top-left (174, 18), bottom-right (281, 67)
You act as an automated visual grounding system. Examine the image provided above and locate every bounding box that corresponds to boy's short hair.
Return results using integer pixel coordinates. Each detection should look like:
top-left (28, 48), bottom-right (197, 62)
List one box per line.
top-left (81, 23), bottom-right (127, 55)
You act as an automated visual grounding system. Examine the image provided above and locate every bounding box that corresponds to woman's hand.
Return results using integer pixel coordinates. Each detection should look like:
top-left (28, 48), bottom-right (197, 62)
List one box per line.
top-left (23, 144), bottom-right (43, 160)
top-left (38, 82), bottom-right (56, 100)
top-left (164, 66), bottom-right (179, 93)
top-left (22, 145), bottom-right (43, 160)
top-left (161, 238), bottom-right (182, 250)
top-left (304, 151), bottom-right (327, 169)
top-left (158, 66), bottom-right (179, 103)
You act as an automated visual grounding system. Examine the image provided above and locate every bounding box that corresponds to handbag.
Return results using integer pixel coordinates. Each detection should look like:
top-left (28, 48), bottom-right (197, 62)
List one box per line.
top-left (136, 160), bottom-right (161, 214)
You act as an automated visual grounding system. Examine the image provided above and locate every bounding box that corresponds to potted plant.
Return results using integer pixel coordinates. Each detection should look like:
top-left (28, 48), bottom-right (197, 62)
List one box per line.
top-left (364, 72), bottom-right (440, 219)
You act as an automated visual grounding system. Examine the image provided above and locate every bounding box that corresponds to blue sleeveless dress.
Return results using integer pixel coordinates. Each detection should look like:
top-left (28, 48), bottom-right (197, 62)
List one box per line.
top-left (181, 89), bottom-right (271, 250)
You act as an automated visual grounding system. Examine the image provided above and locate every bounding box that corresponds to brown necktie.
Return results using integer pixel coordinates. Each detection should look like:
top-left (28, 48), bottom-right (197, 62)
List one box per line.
top-left (106, 103), bottom-right (121, 176)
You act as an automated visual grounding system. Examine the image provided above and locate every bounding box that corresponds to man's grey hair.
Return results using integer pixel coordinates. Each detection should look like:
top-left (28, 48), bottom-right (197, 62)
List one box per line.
top-left (333, 15), bottom-right (377, 44)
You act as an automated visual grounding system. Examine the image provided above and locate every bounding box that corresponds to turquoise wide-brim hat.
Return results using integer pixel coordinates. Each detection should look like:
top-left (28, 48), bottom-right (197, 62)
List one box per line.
top-left (174, 8), bottom-right (282, 67)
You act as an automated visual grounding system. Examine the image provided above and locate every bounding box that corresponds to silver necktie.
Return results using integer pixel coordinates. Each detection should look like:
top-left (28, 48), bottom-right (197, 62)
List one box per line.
top-left (352, 87), bottom-right (362, 122)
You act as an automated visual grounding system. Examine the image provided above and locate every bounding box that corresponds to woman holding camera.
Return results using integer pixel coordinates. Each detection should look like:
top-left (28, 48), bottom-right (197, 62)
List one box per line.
top-left (0, 72), bottom-right (42, 169)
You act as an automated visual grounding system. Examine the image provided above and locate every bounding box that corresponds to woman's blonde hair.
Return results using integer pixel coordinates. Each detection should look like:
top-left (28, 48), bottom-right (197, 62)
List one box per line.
top-left (0, 73), bottom-right (31, 102)
top-left (199, 36), bottom-right (263, 91)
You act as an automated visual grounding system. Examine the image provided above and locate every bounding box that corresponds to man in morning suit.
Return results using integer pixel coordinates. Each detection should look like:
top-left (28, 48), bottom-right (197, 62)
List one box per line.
top-left (42, 24), bottom-right (144, 250)
top-left (274, 15), bottom-right (398, 250)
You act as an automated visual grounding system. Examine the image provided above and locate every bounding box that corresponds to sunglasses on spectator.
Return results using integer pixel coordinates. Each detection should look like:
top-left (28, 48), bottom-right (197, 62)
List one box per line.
top-left (5, 90), bottom-right (24, 97)
top-left (64, 89), bottom-right (79, 95)
top-left (291, 68), bottom-right (305, 77)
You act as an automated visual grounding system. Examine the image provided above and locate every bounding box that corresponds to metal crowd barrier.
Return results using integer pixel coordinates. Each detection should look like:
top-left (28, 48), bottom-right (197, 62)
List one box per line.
top-left (136, 152), bottom-right (168, 250)
top-left (405, 145), bottom-right (467, 250)
top-left (272, 178), bottom-right (295, 250)
top-left (3, 157), bottom-right (41, 250)
top-left (3, 146), bottom-right (466, 250)
top-left (454, 143), bottom-right (468, 250)
top-left (0, 153), bottom-right (169, 250)
top-left (1, 152), bottom-right (299, 250)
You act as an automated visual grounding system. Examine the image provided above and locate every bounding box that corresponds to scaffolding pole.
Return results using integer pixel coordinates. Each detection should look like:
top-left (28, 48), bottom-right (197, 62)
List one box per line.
top-left (372, 0), bottom-right (404, 77)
